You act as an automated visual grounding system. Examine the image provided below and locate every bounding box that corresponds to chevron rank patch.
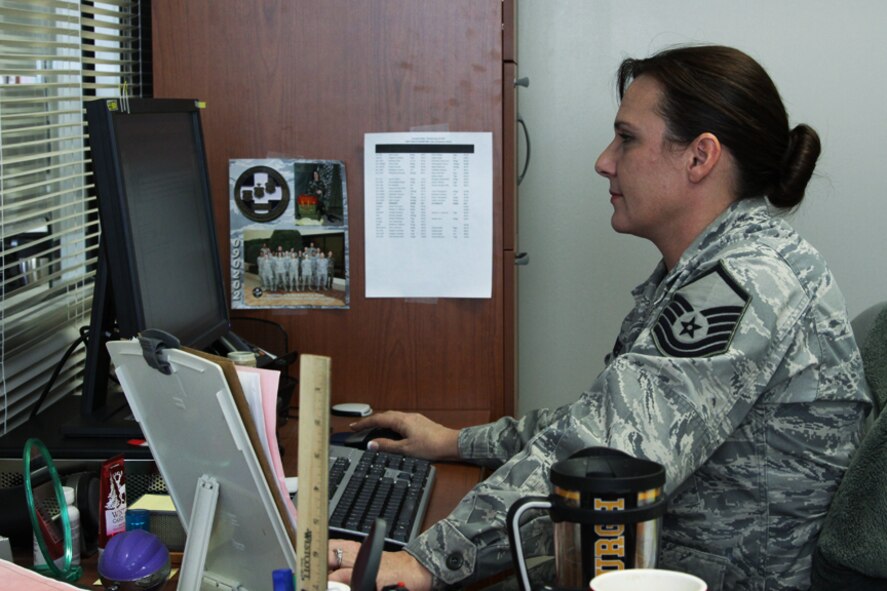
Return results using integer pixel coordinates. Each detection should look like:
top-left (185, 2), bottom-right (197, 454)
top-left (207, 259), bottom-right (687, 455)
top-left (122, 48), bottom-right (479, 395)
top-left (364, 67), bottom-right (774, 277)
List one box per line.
top-left (653, 263), bottom-right (750, 358)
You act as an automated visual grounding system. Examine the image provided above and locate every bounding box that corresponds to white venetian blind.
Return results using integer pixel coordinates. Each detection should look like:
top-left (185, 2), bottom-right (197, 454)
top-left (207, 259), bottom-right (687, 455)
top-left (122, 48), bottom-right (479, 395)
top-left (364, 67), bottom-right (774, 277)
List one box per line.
top-left (0, 0), bottom-right (146, 435)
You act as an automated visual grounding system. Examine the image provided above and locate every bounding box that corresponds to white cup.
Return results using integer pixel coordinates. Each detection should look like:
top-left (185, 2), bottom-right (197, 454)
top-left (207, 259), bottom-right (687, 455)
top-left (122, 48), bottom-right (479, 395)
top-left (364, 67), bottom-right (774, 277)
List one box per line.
top-left (227, 351), bottom-right (257, 367)
top-left (590, 569), bottom-right (707, 591)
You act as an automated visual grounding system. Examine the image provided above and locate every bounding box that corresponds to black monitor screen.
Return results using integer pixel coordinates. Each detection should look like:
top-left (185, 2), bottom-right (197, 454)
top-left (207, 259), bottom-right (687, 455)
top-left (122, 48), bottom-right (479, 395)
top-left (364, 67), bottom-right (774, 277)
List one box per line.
top-left (80, 98), bottom-right (232, 425)
top-left (112, 110), bottom-right (226, 346)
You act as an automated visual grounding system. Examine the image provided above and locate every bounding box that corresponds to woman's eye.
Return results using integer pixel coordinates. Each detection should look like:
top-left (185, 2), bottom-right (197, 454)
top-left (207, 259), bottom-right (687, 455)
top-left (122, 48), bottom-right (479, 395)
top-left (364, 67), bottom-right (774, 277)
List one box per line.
top-left (618, 133), bottom-right (633, 143)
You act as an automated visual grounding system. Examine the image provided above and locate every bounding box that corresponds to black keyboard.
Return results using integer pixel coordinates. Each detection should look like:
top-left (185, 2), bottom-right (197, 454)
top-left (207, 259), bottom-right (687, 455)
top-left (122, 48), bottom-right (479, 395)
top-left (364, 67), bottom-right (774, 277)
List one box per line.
top-left (294, 445), bottom-right (436, 547)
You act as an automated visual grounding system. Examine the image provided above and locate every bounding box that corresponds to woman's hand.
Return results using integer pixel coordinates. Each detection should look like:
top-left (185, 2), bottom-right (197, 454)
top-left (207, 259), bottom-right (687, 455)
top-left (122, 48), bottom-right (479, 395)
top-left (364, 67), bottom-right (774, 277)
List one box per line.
top-left (349, 411), bottom-right (461, 461)
top-left (328, 540), bottom-right (433, 591)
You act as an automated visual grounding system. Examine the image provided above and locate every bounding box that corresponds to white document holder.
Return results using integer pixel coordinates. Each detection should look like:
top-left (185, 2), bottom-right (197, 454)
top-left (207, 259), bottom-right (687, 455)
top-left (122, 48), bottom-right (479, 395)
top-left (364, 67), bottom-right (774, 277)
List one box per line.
top-left (107, 338), bottom-right (297, 591)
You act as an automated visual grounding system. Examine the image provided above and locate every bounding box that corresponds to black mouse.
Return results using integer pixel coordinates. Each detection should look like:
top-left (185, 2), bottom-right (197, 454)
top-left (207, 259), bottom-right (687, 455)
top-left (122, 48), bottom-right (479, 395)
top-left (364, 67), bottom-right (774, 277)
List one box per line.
top-left (344, 427), bottom-right (403, 449)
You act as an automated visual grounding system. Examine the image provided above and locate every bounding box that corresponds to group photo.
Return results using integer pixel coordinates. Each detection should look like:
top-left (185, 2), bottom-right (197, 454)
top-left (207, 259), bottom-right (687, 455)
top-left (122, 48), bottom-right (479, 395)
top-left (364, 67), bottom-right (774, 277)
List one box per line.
top-left (232, 228), bottom-right (349, 309)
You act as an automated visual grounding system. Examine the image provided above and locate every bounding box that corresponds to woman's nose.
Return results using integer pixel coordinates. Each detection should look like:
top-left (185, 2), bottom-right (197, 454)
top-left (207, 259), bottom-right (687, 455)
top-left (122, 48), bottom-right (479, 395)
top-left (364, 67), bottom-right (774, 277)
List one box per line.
top-left (594, 141), bottom-right (616, 178)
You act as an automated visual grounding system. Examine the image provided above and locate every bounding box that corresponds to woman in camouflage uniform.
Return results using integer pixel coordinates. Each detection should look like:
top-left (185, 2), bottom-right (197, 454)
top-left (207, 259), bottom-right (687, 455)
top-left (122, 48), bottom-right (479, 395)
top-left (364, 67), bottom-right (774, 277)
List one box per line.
top-left (329, 45), bottom-right (870, 591)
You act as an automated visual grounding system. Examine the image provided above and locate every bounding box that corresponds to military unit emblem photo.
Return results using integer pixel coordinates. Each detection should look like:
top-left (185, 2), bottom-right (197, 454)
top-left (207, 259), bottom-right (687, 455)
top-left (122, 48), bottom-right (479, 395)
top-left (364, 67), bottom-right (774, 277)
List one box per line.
top-left (229, 158), bottom-right (349, 310)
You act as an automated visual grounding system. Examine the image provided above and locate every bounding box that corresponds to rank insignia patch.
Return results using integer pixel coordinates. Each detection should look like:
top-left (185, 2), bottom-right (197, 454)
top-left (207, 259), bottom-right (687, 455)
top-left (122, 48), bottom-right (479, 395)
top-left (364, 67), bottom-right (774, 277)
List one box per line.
top-left (653, 263), bottom-right (749, 358)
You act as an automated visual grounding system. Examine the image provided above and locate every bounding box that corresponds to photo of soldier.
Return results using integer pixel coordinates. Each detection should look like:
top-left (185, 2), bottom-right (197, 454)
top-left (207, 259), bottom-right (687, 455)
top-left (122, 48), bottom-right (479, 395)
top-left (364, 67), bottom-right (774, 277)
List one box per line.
top-left (285, 250), bottom-right (298, 291)
top-left (308, 168), bottom-right (327, 218)
top-left (326, 250), bottom-right (335, 290)
top-left (294, 161), bottom-right (345, 226)
top-left (258, 250), bottom-right (273, 290)
top-left (300, 249), bottom-right (314, 291)
top-left (273, 248), bottom-right (287, 291)
top-left (316, 252), bottom-right (329, 291)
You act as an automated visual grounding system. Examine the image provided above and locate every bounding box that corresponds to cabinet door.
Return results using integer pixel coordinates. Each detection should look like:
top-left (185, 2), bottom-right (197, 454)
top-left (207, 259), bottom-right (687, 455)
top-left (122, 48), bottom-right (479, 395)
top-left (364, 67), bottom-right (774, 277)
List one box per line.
top-left (503, 0), bottom-right (518, 63)
top-left (503, 62), bottom-right (519, 253)
top-left (152, 0), bottom-right (512, 417)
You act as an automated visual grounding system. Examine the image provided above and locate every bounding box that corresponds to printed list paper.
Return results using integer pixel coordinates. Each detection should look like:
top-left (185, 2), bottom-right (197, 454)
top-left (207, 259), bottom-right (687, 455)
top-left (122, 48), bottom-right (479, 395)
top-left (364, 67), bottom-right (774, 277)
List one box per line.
top-left (364, 132), bottom-right (493, 298)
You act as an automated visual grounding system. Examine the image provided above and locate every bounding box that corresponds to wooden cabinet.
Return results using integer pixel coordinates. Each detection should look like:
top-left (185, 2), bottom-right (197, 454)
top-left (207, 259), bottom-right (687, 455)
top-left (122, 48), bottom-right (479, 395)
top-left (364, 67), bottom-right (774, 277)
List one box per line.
top-left (152, 0), bottom-right (518, 420)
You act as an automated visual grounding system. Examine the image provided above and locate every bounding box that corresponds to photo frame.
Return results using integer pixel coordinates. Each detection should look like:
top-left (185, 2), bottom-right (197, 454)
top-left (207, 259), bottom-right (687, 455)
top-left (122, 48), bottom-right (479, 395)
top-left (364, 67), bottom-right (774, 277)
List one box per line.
top-left (230, 158), bottom-right (349, 309)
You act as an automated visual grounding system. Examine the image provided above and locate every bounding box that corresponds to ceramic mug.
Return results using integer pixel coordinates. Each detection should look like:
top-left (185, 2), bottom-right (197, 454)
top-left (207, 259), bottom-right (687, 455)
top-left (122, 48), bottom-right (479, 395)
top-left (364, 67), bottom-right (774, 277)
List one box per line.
top-left (589, 568), bottom-right (706, 591)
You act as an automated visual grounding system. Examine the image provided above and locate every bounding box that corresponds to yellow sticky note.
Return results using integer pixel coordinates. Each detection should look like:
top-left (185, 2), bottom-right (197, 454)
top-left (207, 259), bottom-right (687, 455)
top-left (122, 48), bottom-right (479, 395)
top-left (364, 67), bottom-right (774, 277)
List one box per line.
top-left (130, 494), bottom-right (176, 512)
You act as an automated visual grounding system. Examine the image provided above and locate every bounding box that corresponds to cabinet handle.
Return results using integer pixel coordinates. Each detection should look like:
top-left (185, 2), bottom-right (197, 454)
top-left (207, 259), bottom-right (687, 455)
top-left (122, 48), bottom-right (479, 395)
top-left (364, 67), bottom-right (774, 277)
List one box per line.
top-left (514, 76), bottom-right (531, 185)
top-left (515, 252), bottom-right (530, 266)
top-left (517, 115), bottom-right (530, 186)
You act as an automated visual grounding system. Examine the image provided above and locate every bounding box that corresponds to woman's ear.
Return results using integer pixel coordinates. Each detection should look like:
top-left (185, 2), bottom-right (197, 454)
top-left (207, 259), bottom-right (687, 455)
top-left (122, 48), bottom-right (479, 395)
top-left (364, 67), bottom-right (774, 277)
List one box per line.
top-left (687, 132), bottom-right (722, 184)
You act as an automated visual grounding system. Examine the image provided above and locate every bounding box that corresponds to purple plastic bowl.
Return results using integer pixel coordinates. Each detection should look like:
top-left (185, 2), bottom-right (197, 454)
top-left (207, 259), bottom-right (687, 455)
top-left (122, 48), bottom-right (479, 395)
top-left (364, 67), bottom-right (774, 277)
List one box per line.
top-left (98, 529), bottom-right (171, 591)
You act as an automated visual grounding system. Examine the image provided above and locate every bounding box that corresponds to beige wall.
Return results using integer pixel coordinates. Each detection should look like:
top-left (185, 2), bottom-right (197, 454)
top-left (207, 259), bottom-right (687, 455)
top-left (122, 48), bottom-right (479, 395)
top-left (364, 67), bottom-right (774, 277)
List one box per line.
top-left (517, 0), bottom-right (887, 413)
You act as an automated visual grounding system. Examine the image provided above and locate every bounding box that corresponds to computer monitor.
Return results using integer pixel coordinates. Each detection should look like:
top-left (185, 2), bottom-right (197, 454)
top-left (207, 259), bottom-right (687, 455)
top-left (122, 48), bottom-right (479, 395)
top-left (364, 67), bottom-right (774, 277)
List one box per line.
top-left (79, 98), bottom-right (247, 432)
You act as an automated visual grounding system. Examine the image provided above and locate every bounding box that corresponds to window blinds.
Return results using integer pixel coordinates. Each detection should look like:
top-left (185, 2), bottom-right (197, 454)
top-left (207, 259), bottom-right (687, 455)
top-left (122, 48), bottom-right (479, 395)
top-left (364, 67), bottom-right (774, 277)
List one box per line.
top-left (1, 0), bottom-right (146, 435)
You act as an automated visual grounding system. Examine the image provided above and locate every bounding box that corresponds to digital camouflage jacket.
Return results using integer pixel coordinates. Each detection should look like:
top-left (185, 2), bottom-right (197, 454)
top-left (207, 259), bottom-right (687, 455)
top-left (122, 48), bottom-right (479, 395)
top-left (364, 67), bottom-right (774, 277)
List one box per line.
top-left (404, 198), bottom-right (870, 591)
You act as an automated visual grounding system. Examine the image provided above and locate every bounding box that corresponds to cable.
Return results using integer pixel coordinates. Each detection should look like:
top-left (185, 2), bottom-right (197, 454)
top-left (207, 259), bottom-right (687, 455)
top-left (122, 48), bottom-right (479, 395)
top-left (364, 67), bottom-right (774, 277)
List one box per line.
top-left (29, 326), bottom-right (90, 420)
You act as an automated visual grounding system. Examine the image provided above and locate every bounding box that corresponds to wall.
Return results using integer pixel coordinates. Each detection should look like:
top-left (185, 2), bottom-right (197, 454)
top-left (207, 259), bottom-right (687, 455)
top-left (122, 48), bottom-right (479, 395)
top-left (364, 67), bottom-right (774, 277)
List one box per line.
top-left (152, 1), bottom-right (512, 420)
top-left (516, 1), bottom-right (887, 413)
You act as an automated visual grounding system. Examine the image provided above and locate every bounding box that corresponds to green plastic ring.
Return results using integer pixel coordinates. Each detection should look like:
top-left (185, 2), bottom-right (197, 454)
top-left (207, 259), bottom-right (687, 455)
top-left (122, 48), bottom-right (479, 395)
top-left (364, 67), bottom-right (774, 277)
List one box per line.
top-left (22, 438), bottom-right (82, 582)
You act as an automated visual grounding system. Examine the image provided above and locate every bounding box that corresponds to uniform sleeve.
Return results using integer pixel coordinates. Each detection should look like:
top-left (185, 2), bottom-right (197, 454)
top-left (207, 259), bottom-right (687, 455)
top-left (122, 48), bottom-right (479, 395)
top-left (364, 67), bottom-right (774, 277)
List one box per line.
top-left (405, 256), bottom-right (820, 588)
top-left (456, 406), bottom-right (570, 468)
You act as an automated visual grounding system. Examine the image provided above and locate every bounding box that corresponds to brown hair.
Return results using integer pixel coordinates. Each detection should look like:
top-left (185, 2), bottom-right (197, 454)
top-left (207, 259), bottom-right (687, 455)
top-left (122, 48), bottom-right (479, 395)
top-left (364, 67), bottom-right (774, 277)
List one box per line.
top-left (617, 45), bottom-right (820, 209)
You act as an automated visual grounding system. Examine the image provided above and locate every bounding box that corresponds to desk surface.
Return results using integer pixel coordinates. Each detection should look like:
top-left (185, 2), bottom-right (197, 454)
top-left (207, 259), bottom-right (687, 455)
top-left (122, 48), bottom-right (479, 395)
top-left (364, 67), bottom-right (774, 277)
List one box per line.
top-left (67, 409), bottom-right (487, 588)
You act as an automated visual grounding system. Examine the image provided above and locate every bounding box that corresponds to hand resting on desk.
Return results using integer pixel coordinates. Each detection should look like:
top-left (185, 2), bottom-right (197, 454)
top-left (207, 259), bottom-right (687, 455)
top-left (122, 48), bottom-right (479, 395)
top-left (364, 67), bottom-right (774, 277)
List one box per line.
top-left (348, 411), bottom-right (461, 461)
top-left (328, 539), bottom-right (433, 591)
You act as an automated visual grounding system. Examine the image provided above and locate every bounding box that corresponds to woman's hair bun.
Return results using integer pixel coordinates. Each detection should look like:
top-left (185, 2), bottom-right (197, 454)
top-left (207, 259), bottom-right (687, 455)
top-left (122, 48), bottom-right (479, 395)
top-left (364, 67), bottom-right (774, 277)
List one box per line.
top-left (770, 124), bottom-right (821, 209)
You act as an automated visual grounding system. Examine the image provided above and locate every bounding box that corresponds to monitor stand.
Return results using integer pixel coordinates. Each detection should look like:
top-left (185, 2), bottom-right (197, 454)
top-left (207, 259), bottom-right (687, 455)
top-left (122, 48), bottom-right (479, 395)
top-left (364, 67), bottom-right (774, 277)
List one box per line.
top-left (0, 392), bottom-right (151, 461)
top-left (60, 391), bottom-right (143, 439)
top-left (70, 244), bottom-right (139, 439)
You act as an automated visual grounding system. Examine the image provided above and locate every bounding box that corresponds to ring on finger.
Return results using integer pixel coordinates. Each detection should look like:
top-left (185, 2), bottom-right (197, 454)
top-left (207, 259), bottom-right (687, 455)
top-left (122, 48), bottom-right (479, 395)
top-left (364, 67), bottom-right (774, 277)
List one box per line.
top-left (334, 547), bottom-right (344, 569)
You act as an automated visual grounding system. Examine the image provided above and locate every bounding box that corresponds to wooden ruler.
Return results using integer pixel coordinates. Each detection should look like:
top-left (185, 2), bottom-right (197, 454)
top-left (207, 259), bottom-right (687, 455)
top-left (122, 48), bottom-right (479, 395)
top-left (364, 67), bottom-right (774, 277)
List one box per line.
top-left (297, 354), bottom-right (331, 591)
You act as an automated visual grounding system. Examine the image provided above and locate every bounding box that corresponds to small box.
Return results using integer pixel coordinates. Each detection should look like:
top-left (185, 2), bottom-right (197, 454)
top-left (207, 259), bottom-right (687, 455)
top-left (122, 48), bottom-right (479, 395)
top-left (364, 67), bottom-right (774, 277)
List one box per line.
top-left (129, 494), bottom-right (186, 551)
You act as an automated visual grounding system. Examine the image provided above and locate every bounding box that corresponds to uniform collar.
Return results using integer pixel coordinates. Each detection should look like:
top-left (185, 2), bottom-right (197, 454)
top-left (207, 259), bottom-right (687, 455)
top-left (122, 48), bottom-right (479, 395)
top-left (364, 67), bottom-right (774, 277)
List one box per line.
top-left (632, 198), bottom-right (771, 306)
top-left (667, 198), bottom-right (769, 278)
